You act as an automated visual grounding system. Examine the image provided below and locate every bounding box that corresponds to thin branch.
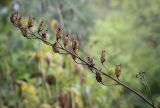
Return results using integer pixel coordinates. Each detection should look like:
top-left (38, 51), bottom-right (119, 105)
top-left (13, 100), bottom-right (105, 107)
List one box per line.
top-left (25, 33), bottom-right (156, 107)
top-left (10, 12), bottom-right (156, 108)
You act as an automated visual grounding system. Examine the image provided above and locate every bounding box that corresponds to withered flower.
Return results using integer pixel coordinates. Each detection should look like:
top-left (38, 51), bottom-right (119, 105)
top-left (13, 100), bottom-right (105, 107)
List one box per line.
top-left (101, 50), bottom-right (106, 64)
top-left (17, 16), bottom-right (23, 27)
top-left (52, 42), bottom-right (59, 53)
top-left (28, 17), bottom-right (34, 28)
top-left (115, 64), bottom-right (121, 78)
top-left (56, 27), bottom-right (63, 41)
top-left (87, 57), bottom-right (95, 67)
top-left (96, 69), bottom-right (102, 83)
top-left (71, 39), bottom-right (78, 52)
top-left (20, 27), bottom-right (29, 37)
top-left (41, 29), bottom-right (48, 40)
top-left (63, 33), bottom-right (69, 48)
top-left (10, 12), bottom-right (19, 25)
top-left (38, 21), bottom-right (44, 33)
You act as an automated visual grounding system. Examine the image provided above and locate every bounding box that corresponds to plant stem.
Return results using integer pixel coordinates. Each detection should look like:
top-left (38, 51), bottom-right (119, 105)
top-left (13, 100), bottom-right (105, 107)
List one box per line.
top-left (24, 30), bottom-right (156, 108)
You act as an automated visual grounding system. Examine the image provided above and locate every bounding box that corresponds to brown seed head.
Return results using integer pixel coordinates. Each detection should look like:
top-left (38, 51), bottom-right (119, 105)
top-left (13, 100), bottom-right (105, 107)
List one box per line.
top-left (115, 64), bottom-right (121, 78)
top-left (71, 39), bottom-right (78, 51)
top-left (41, 29), bottom-right (48, 40)
top-left (17, 16), bottom-right (23, 27)
top-left (20, 27), bottom-right (29, 37)
top-left (10, 12), bottom-right (19, 25)
top-left (28, 17), bottom-right (34, 28)
top-left (52, 42), bottom-right (59, 53)
top-left (38, 21), bottom-right (44, 33)
top-left (63, 33), bottom-right (69, 48)
top-left (96, 69), bottom-right (102, 83)
top-left (87, 57), bottom-right (95, 67)
top-left (56, 27), bottom-right (63, 41)
top-left (101, 50), bottom-right (106, 64)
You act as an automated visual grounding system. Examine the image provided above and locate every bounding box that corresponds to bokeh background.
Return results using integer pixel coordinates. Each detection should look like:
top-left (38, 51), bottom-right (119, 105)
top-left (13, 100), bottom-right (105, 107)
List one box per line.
top-left (0, 0), bottom-right (160, 108)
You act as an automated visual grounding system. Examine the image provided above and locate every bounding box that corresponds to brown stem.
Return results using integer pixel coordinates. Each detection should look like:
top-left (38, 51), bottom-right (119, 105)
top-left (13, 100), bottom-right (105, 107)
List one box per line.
top-left (23, 30), bottom-right (156, 108)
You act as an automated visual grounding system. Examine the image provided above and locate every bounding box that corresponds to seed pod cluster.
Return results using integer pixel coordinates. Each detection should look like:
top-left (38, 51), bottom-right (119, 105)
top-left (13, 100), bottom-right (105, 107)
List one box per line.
top-left (10, 12), bottom-right (35, 38)
top-left (115, 64), bottom-right (121, 78)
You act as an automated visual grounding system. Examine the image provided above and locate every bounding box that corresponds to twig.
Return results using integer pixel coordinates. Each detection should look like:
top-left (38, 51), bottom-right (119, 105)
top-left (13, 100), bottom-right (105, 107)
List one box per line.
top-left (10, 12), bottom-right (156, 108)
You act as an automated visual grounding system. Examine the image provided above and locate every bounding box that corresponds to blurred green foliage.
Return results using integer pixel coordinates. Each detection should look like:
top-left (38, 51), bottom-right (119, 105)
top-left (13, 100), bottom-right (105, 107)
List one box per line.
top-left (88, 0), bottom-right (160, 107)
top-left (0, 0), bottom-right (160, 108)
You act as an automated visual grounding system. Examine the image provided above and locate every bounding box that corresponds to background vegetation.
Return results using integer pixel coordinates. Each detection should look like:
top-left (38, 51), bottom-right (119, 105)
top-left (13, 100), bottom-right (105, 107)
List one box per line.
top-left (0, 0), bottom-right (160, 108)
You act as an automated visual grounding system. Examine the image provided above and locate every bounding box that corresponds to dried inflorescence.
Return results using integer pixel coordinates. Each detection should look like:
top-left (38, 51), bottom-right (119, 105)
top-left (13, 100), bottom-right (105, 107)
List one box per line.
top-left (115, 64), bottom-right (121, 79)
top-left (10, 12), bottom-right (156, 108)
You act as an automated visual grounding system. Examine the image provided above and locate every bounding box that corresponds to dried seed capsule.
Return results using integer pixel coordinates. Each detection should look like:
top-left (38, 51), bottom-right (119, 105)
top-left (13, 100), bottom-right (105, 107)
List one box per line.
top-left (87, 57), bottom-right (95, 67)
top-left (38, 21), bottom-right (44, 33)
top-left (63, 33), bottom-right (69, 48)
top-left (71, 39), bottom-right (78, 51)
top-left (101, 50), bottom-right (106, 64)
top-left (10, 12), bottom-right (19, 24)
top-left (52, 42), bottom-right (59, 53)
top-left (41, 29), bottom-right (48, 40)
top-left (17, 16), bottom-right (23, 27)
top-left (56, 27), bottom-right (63, 41)
top-left (115, 64), bottom-right (121, 78)
top-left (20, 27), bottom-right (29, 37)
top-left (28, 17), bottom-right (34, 28)
top-left (96, 69), bottom-right (102, 83)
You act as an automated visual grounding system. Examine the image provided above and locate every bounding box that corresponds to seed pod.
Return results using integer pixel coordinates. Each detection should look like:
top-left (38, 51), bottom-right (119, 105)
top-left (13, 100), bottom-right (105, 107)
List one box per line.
top-left (17, 16), bottom-right (23, 27)
top-left (96, 69), bottom-right (102, 83)
top-left (63, 33), bottom-right (69, 48)
top-left (38, 21), bottom-right (44, 33)
top-left (56, 27), bottom-right (62, 41)
top-left (20, 27), bottom-right (29, 37)
top-left (28, 17), bottom-right (34, 28)
top-left (115, 64), bottom-right (121, 78)
top-left (41, 29), bottom-right (48, 40)
top-left (87, 57), bottom-right (95, 67)
top-left (71, 39), bottom-right (78, 51)
top-left (10, 12), bottom-right (19, 25)
top-left (52, 42), bottom-right (59, 53)
top-left (101, 50), bottom-right (105, 64)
